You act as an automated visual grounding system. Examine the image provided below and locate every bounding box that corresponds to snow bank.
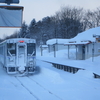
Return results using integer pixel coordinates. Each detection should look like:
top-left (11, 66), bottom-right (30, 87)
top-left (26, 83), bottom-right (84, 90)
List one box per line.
top-left (36, 60), bottom-right (64, 84)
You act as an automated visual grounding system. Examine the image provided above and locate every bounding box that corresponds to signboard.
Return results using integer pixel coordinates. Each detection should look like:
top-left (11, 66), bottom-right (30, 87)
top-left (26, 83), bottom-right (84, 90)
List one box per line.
top-left (0, 0), bottom-right (19, 4)
top-left (0, 5), bottom-right (23, 27)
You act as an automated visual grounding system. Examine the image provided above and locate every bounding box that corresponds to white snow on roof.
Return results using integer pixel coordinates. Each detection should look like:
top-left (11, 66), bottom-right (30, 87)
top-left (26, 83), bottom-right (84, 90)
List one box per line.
top-left (41, 45), bottom-right (48, 47)
top-left (64, 41), bottom-right (91, 45)
top-left (47, 27), bottom-right (100, 45)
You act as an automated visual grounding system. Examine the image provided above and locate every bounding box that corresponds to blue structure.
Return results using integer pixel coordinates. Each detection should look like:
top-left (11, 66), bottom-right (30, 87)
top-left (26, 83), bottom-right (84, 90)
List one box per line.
top-left (0, 0), bottom-right (19, 4)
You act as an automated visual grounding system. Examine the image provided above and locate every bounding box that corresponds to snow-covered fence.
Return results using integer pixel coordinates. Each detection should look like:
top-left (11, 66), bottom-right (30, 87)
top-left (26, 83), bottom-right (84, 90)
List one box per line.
top-left (93, 73), bottom-right (100, 78)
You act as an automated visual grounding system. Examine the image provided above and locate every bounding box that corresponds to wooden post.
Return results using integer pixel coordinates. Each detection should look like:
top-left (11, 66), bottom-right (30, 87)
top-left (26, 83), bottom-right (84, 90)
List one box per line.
top-left (68, 45), bottom-right (69, 59)
top-left (41, 45), bottom-right (43, 56)
top-left (53, 44), bottom-right (56, 57)
top-left (76, 45), bottom-right (77, 60)
top-left (92, 42), bottom-right (94, 62)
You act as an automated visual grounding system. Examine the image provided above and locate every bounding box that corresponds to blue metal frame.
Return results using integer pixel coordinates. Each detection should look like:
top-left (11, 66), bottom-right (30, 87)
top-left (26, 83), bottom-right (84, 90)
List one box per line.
top-left (0, 0), bottom-right (19, 4)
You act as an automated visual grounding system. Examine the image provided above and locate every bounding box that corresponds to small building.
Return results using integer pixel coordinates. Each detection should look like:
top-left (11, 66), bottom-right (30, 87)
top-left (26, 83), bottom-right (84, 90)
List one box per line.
top-left (39, 45), bottom-right (48, 56)
top-left (64, 40), bottom-right (93, 60)
top-left (40, 45), bottom-right (48, 50)
top-left (47, 39), bottom-right (71, 53)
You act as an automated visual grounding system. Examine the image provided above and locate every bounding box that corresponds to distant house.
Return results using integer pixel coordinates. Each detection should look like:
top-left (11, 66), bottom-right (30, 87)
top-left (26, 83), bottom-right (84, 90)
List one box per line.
top-left (46, 27), bottom-right (100, 60)
top-left (47, 39), bottom-right (68, 53)
top-left (40, 45), bottom-right (48, 50)
top-left (39, 45), bottom-right (48, 56)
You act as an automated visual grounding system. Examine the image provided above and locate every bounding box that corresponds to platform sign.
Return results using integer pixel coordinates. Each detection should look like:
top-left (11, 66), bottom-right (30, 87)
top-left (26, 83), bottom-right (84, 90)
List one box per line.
top-left (0, 0), bottom-right (19, 4)
top-left (0, 5), bottom-right (23, 27)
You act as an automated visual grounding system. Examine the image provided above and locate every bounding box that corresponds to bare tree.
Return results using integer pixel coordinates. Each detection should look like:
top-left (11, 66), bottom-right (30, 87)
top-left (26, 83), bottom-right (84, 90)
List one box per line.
top-left (83, 8), bottom-right (100, 30)
top-left (54, 6), bottom-right (84, 38)
top-left (94, 7), bottom-right (100, 27)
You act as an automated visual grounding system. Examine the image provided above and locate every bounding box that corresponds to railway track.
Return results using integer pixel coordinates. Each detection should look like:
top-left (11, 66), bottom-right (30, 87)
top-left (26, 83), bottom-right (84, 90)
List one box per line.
top-left (15, 76), bottom-right (63, 100)
top-left (15, 76), bottom-right (39, 100)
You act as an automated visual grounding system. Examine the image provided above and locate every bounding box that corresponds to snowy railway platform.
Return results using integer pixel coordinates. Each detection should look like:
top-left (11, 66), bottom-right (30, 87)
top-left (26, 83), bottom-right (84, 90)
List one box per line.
top-left (37, 49), bottom-right (100, 79)
top-left (38, 27), bottom-right (100, 79)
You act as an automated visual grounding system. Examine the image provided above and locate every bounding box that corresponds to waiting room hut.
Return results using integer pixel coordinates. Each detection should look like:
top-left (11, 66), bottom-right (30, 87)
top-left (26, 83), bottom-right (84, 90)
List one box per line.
top-left (64, 40), bottom-right (93, 60)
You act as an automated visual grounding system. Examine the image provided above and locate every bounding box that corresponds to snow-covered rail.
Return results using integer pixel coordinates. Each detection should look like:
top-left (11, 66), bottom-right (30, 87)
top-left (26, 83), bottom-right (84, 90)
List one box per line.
top-left (15, 76), bottom-right (63, 100)
top-left (15, 76), bottom-right (39, 100)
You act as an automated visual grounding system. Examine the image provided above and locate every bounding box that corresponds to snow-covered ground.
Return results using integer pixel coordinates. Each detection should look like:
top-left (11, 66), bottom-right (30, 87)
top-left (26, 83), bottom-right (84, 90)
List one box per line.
top-left (0, 48), bottom-right (100, 100)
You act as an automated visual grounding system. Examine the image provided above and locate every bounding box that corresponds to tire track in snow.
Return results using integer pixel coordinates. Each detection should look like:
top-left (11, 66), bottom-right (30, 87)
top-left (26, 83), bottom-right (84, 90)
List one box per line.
top-left (15, 76), bottom-right (39, 100)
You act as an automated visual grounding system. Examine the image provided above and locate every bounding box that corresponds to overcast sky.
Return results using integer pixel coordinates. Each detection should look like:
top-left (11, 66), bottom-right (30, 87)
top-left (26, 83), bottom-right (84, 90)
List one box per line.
top-left (20, 0), bottom-right (100, 24)
top-left (0, 0), bottom-right (100, 38)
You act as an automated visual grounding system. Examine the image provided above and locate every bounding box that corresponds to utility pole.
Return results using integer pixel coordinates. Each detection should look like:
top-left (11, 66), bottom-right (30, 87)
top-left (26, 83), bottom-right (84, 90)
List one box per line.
top-left (92, 42), bottom-right (94, 62)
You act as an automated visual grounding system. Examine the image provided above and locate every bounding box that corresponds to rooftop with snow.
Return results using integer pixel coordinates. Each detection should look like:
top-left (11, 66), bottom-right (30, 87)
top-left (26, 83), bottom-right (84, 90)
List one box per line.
top-left (47, 27), bottom-right (100, 45)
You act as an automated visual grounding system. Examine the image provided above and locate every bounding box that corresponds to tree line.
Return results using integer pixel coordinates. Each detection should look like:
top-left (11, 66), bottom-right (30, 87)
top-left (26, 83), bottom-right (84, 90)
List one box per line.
top-left (1, 6), bottom-right (100, 46)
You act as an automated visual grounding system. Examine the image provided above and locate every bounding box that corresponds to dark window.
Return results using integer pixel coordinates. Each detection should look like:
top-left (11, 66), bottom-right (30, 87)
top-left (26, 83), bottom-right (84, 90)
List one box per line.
top-left (0, 44), bottom-right (3, 55)
top-left (27, 43), bottom-right (36, 56)
top-left (7, 43), bottom-right (16, 56)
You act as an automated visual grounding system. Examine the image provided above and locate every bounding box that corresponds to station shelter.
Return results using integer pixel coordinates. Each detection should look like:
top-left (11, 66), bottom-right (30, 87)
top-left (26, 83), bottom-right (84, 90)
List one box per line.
top-left (46, 35), bottom-right (100, 60)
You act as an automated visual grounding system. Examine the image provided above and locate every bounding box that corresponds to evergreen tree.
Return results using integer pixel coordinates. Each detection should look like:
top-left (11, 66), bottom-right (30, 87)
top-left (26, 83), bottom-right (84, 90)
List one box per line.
top-left (18, 21), bottom-right (29, 38)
